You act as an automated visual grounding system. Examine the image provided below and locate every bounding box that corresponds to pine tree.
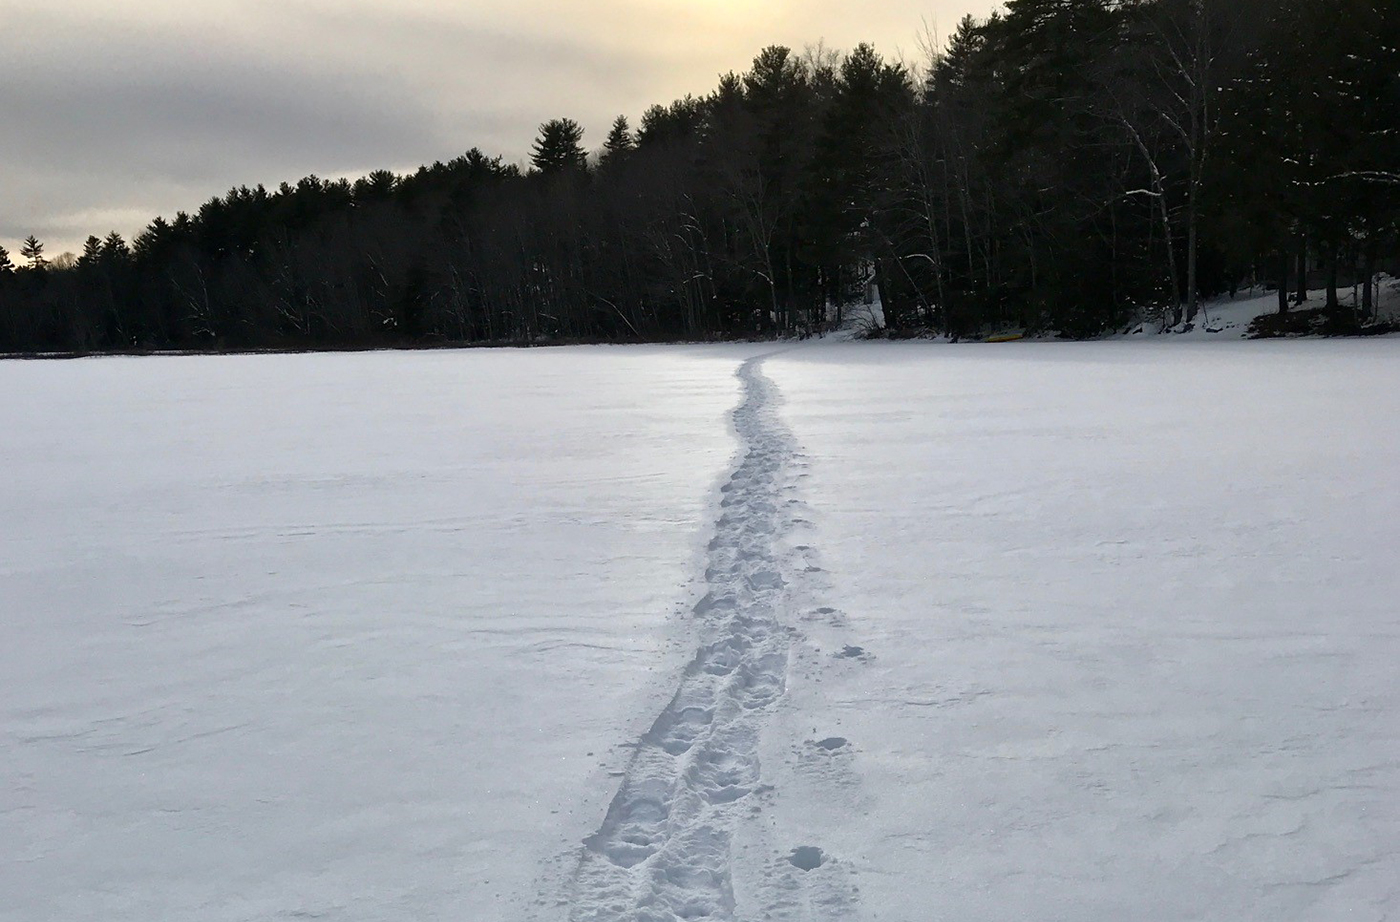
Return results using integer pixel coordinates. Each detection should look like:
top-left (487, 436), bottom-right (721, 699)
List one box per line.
top-left (1304, 0), bottom-right (1400, 314)
top-left (103, 231), bottom-right (131, 263)
top-left (1214, 0), bottom-right (1374, 313)
top-left (353, 169), bottom-right (397, 200)
top-left (79, 235), bottom-right (103, 268)
top-left (988, 0), bottom-right (1126, 333)
top-left (600, 115), bottom-right (634, 166)
top-left (636, 97), bottom-right (706, 148)
top-left (531, 118), bottom-right (586, 174)
top-left (0, 6), bottom-right (1388, 351)
top-left (806, 44), bottom-right (913, 317)
top-left (19, 235), bottom-right (45, 270)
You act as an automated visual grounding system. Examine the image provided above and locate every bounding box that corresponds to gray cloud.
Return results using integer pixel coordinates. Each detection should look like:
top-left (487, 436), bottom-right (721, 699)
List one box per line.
top-left (0, 22), bottom-right (443, 246)
top-left (0, 0), bottom-right (995, 254)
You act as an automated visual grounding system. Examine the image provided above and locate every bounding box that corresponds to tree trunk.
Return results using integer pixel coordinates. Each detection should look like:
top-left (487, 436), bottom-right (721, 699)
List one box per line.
top-left (1185, 180), bottom-right (1200, 324)
top-left (1164, 193), bottom-right (1182, 327)
top-left (874, 258), bottom-right (899, 331)
top-left (1295, 236), bottom-right (1308, 304)
top-left (1325, 242), bottom-right (1340, 310)
top-left (1362, 242), bottom-right (1376, 318)
top-left (1277, 248), bottom-right (1289, 314)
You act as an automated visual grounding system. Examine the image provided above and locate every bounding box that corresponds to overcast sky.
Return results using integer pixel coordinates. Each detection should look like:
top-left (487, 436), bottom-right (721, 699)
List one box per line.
top-left (1, 0), bottom-right (998, 256)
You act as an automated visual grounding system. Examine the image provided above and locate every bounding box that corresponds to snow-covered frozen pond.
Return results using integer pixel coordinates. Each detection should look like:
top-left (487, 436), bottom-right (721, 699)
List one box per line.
top-left (3, 340), bottom-right (1397, 921)
top-left (1, 346), bottom-right (759, 921)
top-left (765, 341), bottom-right (1400, 921)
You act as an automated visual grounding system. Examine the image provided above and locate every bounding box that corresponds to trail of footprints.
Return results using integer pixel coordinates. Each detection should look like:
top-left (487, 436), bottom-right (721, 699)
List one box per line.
top-left (570, 356), bottom-right (824, 922)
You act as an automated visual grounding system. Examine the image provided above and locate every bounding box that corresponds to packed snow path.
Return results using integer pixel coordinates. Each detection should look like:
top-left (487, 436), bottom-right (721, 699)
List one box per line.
top-left (569, 355), bottom-right (840, 922)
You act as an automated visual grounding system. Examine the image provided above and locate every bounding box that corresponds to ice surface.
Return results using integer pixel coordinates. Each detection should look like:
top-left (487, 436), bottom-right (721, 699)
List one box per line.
top-left (5, 338), bottom-right (1399, 922)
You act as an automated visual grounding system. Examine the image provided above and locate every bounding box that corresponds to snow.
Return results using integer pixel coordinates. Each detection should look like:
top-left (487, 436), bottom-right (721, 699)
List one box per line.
top-left (0, 346), bottom-right (758, 921)
top-left (4, 339), bottom-right (1399, 921)
top-left (762, 340), bottom-right (1400, 920)
top-left (1126, 275), bottom-right (1400, 339)
top-left (568, 356), bottom-right (828, 920)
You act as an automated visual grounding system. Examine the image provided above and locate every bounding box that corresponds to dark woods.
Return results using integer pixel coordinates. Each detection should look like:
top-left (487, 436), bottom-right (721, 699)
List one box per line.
top-left (2, 0), bottom-right (1396, 353)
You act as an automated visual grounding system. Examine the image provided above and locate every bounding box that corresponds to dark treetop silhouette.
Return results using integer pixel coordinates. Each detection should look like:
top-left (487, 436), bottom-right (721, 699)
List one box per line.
top-left (2, 0), bottom-right (1395, 353)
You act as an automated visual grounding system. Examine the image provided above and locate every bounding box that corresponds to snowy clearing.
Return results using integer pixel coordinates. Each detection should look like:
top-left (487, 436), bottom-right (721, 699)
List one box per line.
top-left (3, 340), bottom-right (1399, 921)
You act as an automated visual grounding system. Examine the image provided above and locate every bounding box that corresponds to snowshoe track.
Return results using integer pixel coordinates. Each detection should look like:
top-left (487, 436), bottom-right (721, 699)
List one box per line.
top-left (569, 356), bottom-right (800, 922)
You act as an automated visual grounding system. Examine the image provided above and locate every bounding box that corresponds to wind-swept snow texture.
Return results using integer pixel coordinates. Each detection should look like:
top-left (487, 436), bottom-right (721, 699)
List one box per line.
top-left (0, 346), bottom-right (762, 922)
top-left (5, 339), bottom-right (1399, 922)
top-left (764, 340), bottom-right (1400, 922)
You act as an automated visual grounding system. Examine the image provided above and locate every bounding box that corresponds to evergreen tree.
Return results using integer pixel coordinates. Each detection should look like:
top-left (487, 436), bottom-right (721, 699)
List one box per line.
top-left (102, 232), bottom-right (131, 263)
top-left (0, 244), bottom-right (14, 275)
top-left (0, 3), bottom-right (1393, 353)
top-left (79, 236), bottom-right (103, 268)
top-left (353, 169), bottom-right (397, 200)
top-left (20, 235), bottom-right (46, 270)
top-left (1212, 0), bottom-right (1391, 313)
top-left (919, 14), bottom-right (1003, 333)
top-left (133, 217), bottom-right (171, 263)
top-left (600, 115), bottom-right (634, 166)
top-left (531, 118), bottom-right (587, 174)
top-left (1301, 0), bottom-right (1400, 312)
top-left (806, 44), bottom-right (913, 319)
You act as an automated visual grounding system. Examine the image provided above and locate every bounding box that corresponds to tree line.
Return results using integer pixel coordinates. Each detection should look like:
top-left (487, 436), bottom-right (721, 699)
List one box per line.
top-left (2, 0), bottom-right (1396, 354)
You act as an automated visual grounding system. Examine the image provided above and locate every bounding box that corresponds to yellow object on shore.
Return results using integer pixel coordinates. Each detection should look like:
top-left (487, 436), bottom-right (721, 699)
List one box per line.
top-left (985, 333), bottom-right (1025, 343)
